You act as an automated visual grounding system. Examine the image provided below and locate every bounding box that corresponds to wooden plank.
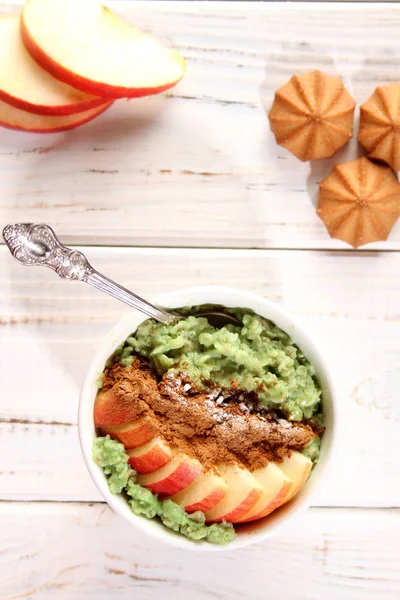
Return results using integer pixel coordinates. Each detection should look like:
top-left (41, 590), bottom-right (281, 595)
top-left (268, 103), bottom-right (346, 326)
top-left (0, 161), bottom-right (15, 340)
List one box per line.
top-left (0, 502), bottom-right (399, 600)
top-left (1, 246), bottom-right (400, 506)
top-left (2, 2), bottom-right (400, 249)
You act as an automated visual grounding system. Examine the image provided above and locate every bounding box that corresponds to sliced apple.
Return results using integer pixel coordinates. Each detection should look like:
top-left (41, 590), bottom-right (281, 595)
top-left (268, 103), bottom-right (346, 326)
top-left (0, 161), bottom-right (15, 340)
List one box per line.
top-left (0, 16), bottom-right (108, 116)
top-left (21, 0), bottom-right (186, 99)
top-left (236, 462), bottom-right (292, 523)
top-left (127, 436), bottom-right (173, 474)
top-left (0, 96), bottom-right (112, 133)
top-left (169, 468), bottom-right (229, 513)
top-left (138, 454), bottom-right (202, 497)
top-left (204, 464), bottom-right (263, 524)
top-left (279, 451), bottom-right (313, 502)
top-left (102, 417), bottom-right (159, 450)
top-left (94, 389), bottom-right (143, 429)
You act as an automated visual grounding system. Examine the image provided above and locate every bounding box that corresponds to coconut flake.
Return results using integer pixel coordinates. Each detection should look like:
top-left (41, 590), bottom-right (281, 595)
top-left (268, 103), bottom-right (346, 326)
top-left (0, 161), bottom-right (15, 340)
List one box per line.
top-left (213, 412), bottom-right (225, 423)
top-left (278, 419), bottom-right (292, 428)
top-left (207, 388), bottom-right (222, 400)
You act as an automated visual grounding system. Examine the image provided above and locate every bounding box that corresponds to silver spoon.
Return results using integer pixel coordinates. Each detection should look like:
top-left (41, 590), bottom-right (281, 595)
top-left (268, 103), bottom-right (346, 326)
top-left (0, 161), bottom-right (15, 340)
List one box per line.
top-left (2, 223), bottom-right (241, 328)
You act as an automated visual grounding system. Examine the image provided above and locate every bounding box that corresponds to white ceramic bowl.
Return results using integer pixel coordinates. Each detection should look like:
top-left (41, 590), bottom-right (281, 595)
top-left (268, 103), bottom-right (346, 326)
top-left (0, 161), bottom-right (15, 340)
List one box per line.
top-left (79, 286), bottom-right (336, 551)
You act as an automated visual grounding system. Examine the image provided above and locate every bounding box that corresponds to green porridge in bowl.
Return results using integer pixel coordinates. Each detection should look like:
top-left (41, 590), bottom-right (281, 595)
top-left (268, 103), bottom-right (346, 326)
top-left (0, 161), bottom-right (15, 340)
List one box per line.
top-left (93, 436), bottom-right (236, 545)
top-left (94, 306), bottom-right (324, 546)
top-left (124, 309), bottom-right (322, 423)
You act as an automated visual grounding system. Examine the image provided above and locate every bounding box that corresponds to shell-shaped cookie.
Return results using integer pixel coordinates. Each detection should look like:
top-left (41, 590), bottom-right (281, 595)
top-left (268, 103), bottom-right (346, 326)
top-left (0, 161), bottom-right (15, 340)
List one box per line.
top-left (317, 157), bottom-right (400, 248)
top-left (358, 83), bottom-right (400, 171)
top-left (269, 70), bottom-right (356, 161)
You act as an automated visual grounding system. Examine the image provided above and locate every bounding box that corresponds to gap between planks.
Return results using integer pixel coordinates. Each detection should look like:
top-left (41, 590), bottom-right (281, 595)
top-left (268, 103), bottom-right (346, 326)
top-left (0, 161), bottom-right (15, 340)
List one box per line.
top-left (3, 241), bottom-right (400, 254)
top-left (1, 499), bottom-right (399, 511)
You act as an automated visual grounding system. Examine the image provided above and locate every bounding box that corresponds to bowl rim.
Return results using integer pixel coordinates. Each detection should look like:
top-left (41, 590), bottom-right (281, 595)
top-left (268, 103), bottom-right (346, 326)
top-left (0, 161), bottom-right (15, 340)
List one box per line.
top-left (78, 285), bottom-right (337, 552)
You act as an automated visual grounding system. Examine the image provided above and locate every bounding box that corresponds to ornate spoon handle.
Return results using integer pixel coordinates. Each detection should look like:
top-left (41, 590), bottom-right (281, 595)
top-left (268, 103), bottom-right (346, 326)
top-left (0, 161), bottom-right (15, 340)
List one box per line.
top-left (3, 223), bottom-right (178, 325)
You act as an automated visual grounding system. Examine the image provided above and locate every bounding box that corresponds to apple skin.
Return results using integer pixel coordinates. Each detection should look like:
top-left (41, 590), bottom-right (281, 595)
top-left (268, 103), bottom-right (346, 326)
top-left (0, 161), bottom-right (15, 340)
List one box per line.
top-left (138, 454), bottom-right (202, 497)
top-left (279, 452), bottom-right (312, 502)
top-left (0, 97), bottom-right (112, 133)
top-left (169, 469), bottom-right (228, 513)
top-left (0, 87), bottom-right (110, 117)
top-left (242, 480), bottom-right (292, 522)
top-left (21, 16), bottom-right (185, 100)
top-left (94, 389), bottom-right (142, 429)
top-left (237, 463), bottom-right (292, 523)
top-left (0, 15), bottom-right (109, 116)
top-left (102, 418), bottom-right (159, 450)
top-left (204, 464), bottom-right (263, 524)
top-left (185, 487), bottom-right (227, 514)
top-left (220, 488), bottom-right (262, 523)
top-left (127, 437), bottom-right (173, 474)
top-left (238, 453), bottom-right (313, 523)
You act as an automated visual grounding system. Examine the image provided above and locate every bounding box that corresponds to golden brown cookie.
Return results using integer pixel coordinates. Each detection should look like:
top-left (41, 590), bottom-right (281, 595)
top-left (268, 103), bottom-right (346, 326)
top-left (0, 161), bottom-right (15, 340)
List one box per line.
top-left (317, 157), bottom-right (400, 248)
top-left (268, 70), bottom-right (356, 161)
top-left (358, 83), bottom-right (400, 171)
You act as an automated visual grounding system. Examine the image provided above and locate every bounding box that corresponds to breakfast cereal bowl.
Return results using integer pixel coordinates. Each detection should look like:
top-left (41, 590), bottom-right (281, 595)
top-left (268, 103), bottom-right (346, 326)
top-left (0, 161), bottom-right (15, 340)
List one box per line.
top-left (79, 286), bottom-right (336, 551)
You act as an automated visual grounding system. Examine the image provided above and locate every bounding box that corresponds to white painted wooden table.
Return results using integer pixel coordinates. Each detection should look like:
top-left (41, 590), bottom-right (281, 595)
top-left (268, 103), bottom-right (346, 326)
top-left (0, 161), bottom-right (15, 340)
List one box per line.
top-left (1, 2), bottom-right (400, 598)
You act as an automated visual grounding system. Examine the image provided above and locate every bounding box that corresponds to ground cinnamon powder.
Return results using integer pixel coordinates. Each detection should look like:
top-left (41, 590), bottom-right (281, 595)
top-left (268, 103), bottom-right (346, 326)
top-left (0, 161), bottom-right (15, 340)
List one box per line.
top-left (101, 357), bottom-right (316, 471)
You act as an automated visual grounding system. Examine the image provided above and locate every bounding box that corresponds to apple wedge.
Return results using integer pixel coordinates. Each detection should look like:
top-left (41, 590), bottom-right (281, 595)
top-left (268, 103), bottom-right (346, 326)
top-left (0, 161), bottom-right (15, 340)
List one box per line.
top-left (0, 96), bottom-right (112, 133)
top-left (138, 454), bottom-right (202, 496)
top-left (169, 468), bottom-right (229, 513)
top-left (279, 451), bottom-right (313, 502)
top-left (94, 389), bottom-right (144, 429)
top-left (127, 436), bottom-right (173, 474)
top-left (0, 16), bottom-right (108, 116)
top-left (204, 464), bottom-right (263, 524)
top-left (236, 462), bottom-right (292, 523)
top-left (102, 417), bottom-right (159, 450)
top-left (21, 0), bottom-right (186, 98)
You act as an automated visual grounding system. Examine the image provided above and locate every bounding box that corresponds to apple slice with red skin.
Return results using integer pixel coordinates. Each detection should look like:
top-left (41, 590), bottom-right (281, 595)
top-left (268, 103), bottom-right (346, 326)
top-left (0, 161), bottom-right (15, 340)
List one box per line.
top-left (204, 464), bottom-right (263, 523)
top-left (127, 436), bottom-right (173, 474)
top-left (138, 454), bottom-right (202, 497)
top-left (102, 417), bottom-right (159, 450)
top-left (169, 468), bottom-right (229, 513)
top-left (0, 96), bottom-right (112, 133)
top-left (0, 16), bottom-right (107, 116)
top-left (236, 462), bottom-right (292, 523)
top-left (278, 451), bottom-right (312, 502)
top-left (94, 389), bottom-right (144, 429)
top-left (21, 0), bottom-right (186, 99)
